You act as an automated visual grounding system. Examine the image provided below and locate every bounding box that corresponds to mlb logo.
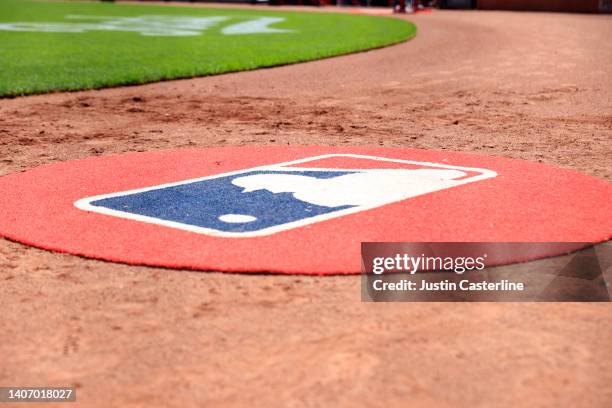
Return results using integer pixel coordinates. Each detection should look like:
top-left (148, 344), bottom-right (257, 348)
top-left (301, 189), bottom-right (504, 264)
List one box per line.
top-left (74, 154), bottom-right (497, 237)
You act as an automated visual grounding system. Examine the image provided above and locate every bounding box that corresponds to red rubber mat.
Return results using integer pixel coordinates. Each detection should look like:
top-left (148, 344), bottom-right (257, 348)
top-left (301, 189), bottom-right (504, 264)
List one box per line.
top-left (0, 146), bottom-right (610, 274)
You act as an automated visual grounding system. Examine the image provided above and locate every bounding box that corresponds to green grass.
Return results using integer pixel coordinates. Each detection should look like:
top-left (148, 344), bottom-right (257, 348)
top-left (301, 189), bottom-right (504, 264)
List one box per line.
top-left (0, 0), bottom-right (416, 97)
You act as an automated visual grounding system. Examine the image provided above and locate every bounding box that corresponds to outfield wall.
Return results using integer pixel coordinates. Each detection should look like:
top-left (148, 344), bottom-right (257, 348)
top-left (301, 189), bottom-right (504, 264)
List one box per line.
top-left (477, 0), bottom-right (612, 13)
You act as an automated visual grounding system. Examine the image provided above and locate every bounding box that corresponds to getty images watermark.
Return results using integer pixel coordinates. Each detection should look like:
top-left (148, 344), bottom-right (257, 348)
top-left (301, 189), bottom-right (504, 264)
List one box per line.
top-left (361, 242), bottom-right (611, 302)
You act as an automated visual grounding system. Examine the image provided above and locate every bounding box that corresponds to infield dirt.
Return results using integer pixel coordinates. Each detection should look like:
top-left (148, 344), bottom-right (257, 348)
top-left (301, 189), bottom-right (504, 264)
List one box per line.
top-left (1, 7), bottom-right (611, 408)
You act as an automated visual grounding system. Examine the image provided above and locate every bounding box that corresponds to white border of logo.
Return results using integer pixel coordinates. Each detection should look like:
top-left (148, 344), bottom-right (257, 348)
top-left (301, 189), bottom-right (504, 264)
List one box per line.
top-left (74, 154), bottom-right (497, 238)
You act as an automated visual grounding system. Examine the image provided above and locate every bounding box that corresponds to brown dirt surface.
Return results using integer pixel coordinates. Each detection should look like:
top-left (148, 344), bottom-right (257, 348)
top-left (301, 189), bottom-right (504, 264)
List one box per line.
top-left (1, 6), bottom-right (611, 408)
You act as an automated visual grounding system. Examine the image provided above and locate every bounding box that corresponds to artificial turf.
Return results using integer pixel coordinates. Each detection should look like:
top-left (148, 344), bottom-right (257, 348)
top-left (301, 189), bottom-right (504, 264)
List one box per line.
top-left (0, 0), bottom-right (416, 97)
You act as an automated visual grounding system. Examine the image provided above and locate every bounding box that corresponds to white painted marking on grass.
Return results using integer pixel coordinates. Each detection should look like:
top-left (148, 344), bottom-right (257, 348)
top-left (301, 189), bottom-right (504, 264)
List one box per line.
top-left (221, 17), bottom-right (291, 35)
top-left (0, 15), bottom-right (294, 37)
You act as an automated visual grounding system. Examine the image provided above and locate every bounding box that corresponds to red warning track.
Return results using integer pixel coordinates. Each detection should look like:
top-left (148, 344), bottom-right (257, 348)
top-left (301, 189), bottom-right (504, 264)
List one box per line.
top-left (0, 146), bottom-right (610, 274)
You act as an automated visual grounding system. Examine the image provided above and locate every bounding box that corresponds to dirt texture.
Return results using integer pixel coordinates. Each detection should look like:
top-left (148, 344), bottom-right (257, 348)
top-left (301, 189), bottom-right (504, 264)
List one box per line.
top-left (0, 6), bottom-right (611, 408)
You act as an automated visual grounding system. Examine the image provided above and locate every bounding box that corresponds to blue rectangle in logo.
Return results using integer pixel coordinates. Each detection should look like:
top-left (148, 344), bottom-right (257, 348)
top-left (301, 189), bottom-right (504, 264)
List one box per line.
top-left (89, 170), bottom-right (356, 233)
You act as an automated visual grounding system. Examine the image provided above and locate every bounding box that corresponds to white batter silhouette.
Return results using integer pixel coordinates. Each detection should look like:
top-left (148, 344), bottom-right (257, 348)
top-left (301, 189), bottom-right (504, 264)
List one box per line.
top-left (232, 169), bottom-right (467, 208)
